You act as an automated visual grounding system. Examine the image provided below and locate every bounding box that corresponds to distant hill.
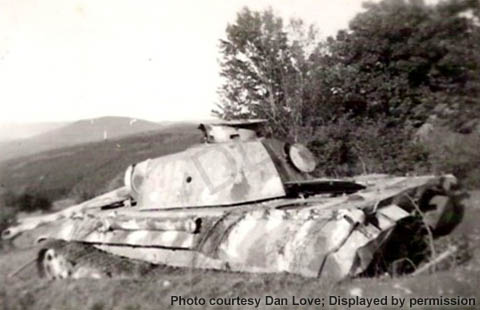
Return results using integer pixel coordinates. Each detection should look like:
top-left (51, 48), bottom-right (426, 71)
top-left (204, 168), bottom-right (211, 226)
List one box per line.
top-left (0, 121), bottom-right (202, 205)
top-left (0, 117), bottom-right (167, 162)
top-left (0, 122), bottom-right (67, 143)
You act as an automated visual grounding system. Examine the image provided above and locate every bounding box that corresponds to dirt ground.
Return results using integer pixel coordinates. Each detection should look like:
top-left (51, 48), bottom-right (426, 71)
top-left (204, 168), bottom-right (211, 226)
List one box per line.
top-left (1, 192), bottom-right (479, 310)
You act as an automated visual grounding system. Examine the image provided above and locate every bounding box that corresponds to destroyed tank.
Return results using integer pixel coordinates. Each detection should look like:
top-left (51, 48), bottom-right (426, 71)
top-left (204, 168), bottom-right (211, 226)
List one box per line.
top-left (2, 120), bottom-right (465, 281)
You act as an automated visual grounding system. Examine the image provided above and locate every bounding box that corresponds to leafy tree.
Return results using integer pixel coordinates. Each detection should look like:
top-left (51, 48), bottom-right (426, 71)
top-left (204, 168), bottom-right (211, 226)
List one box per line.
top-left (326, 0), bottom-right (480, 127)
top-left (215, 8), bottom-right (328, 141)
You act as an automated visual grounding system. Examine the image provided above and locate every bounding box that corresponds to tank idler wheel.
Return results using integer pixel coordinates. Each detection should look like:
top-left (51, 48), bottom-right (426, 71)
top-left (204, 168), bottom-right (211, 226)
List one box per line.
top-left (37, 240), bottom-right (74, 279)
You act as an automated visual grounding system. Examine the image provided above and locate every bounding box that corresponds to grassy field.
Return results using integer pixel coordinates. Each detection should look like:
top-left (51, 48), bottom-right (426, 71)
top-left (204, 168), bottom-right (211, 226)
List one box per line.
top-left (0, 192), bottom-right (479, 310)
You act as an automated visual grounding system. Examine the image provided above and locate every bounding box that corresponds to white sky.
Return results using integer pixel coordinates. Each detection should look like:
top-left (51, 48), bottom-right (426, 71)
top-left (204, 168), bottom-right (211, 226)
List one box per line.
top-left (0, 0), bottom-right (367, 124)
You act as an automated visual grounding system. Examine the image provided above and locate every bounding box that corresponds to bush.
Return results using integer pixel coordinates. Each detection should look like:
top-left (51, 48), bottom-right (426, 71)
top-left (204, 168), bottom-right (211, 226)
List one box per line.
top-left (424, 127), bottom-right (480, 188)
top-left (0, 206), bottom-right (16, 232)
top-left (306, 117), bottom-right (478, 189)
top-left (0, 190), bottom-right (18, 241)
top-left (0, 205), bottom-right (17, 250)
top-left (0, 190), bottom-right (52, 213)
top-left (16, 192), bottom-right (52, 212)
top-left (307, 116), bottom-right (430, 177)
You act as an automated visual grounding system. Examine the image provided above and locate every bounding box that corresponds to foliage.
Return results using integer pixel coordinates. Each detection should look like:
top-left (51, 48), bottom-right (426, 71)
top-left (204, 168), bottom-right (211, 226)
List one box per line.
top-left (424, 128), bottom-right (480, 188)
top-left (0, 191), bottom-right (18, 250)
top-left (0, 206), bottom-right (16, 248)
top-left (326, 0), bottom-right (480, 127)
top-left (16, 192), bottom-right (52, 212)
top-left (0, 190), bottom-right (52, 213)
top-left (216, 1), bottom-right (480, 180)
top-left (308, 116), bottom-right (430, 177)
top-left (214, 8), bottom-right (329, 141)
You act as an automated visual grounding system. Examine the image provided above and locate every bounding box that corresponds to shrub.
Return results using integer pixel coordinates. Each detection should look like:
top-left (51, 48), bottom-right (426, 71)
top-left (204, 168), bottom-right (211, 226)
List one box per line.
top-left (0, 190), bottom-right (17, 249)
top-left (424, 127), bottom-right (480, 188)
top-left (16, 192), bottom-right (52, 212)
top-left (307, 118), bottom-right (479, 189)
top-left (0, 205), bottom-right (17, 250)
top-left (307, 116), bottom-right (430, 177)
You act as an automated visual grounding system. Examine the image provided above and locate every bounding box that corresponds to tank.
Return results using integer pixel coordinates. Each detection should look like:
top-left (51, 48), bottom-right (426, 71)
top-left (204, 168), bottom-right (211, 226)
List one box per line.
top-left (1, 120), bottom-right (464, 281)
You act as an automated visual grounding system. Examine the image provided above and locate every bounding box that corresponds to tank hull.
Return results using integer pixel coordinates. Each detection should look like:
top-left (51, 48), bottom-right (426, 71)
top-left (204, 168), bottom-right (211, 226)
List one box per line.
top-left (3, 174), bottom-right (463, 280)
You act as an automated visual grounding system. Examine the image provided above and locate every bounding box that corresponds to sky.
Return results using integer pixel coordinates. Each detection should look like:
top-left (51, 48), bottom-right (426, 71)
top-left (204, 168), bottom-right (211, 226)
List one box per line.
top-left (0, 0), bottom-right (369, 124)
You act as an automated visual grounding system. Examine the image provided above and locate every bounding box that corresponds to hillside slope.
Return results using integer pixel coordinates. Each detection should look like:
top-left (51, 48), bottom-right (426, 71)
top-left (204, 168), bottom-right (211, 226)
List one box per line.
top-left (0, 122), bottom-right (202, 205)
top-left (0, 122), bottom-right (68, 143)
top-left (0, 117), bottom-right (166, 162)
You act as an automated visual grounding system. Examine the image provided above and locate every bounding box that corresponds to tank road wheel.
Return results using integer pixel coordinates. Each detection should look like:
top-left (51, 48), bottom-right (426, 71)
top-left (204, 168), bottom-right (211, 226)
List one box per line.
top-left (37, 240), bottom-right (74, 280)
top-left (35, 240), bottom-right (158, 279)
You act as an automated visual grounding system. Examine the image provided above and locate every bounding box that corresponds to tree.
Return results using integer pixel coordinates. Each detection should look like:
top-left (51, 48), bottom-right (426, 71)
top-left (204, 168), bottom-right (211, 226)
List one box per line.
top-left (326, 0), bottom-right (480, 127)
top-left (215, 8), bottom-right (328, 141)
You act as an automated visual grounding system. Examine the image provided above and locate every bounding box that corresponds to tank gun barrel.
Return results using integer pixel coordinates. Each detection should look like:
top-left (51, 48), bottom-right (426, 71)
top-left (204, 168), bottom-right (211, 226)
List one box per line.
top-left (2, 187), bottom-right (131, 240)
